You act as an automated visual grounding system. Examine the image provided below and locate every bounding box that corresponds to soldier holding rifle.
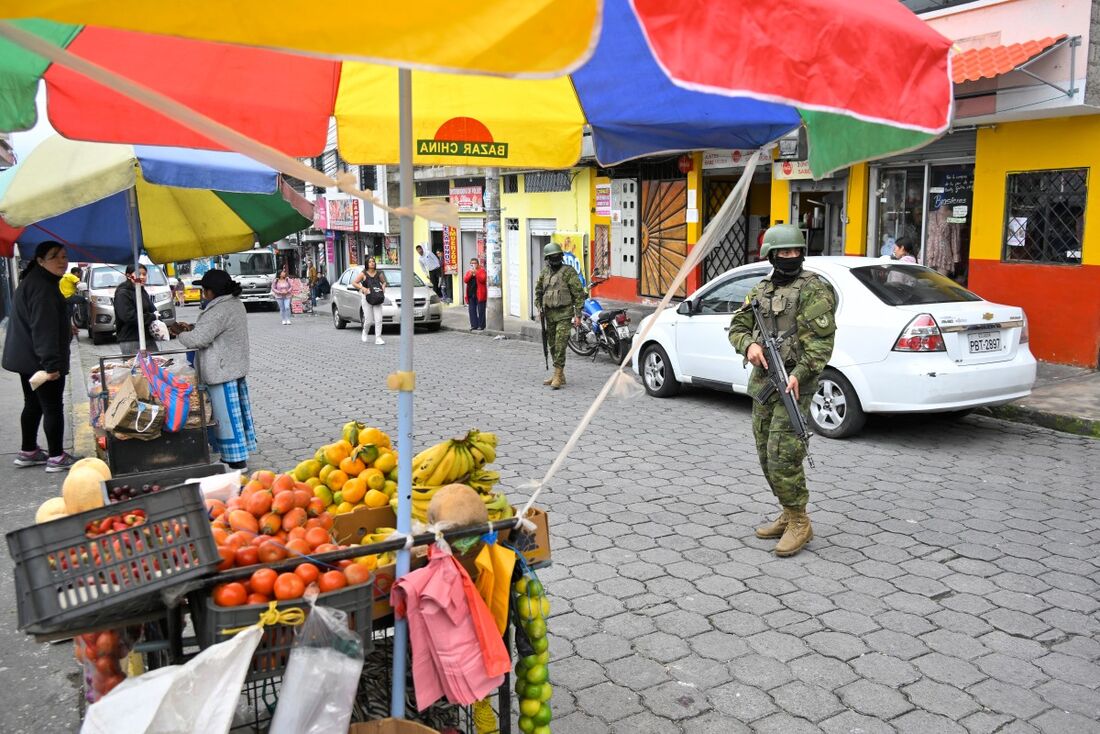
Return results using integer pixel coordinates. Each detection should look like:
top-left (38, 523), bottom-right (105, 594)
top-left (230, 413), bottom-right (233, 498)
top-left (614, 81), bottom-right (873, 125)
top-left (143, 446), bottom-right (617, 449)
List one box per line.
top-left (728, 225), bottom-right (836, 557)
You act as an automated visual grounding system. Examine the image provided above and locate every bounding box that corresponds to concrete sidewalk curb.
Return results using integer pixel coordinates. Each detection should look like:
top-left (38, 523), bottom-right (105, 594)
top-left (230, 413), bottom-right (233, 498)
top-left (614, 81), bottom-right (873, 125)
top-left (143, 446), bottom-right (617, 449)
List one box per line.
top-left (68, 337), bottom-right (98, 459)
top-left (979, 404), bottom-right (1099, 439)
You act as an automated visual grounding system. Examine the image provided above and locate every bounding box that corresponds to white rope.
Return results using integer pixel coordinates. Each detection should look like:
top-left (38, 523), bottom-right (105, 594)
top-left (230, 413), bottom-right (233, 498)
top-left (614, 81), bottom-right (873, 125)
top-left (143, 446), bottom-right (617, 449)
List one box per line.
top-left (384, 530), bottom-right (416, 551)
top-left (516, 152), bottom-right (761, 525)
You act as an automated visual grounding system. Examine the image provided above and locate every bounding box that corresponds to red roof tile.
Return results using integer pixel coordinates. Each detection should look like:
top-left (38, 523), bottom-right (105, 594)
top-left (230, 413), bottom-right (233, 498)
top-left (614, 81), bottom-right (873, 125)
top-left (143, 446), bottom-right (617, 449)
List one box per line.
top-left (952, 35), bottom-right (1067, 84)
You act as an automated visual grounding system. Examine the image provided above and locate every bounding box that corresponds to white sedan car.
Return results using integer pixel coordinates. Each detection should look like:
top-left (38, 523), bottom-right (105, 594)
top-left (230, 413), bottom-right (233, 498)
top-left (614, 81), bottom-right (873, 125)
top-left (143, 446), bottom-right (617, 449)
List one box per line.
top-left (331, 265), bottom-right (443, 332)
top-left (631, 257), bottom-right (1037, 437)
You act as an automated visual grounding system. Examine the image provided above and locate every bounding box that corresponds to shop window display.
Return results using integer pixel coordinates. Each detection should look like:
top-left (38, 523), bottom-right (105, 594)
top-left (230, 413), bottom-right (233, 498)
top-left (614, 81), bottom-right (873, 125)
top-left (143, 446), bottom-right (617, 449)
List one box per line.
top-left (1002, 168), bottom-right (1086, 266)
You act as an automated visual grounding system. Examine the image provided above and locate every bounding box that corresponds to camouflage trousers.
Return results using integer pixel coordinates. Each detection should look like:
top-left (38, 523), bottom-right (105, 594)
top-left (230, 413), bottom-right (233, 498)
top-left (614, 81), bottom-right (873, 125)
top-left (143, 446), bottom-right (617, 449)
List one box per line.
top-left (546, 315), bottom-right (572, 369)
top-left (751, 385), bottom-right (816, 509)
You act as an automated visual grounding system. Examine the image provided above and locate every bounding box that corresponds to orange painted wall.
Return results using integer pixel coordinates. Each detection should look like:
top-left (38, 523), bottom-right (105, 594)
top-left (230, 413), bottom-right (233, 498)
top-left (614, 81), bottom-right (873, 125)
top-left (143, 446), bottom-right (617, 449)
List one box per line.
top-left (590, 275), bottom-right (639, 301)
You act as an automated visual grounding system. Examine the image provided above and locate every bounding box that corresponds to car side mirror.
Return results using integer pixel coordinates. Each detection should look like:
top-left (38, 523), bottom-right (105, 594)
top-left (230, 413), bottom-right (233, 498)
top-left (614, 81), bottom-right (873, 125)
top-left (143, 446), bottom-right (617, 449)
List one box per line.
top-left (676, 300), bottom-right (693, 316)
top-left (76, 282), bottom-right (88, 293)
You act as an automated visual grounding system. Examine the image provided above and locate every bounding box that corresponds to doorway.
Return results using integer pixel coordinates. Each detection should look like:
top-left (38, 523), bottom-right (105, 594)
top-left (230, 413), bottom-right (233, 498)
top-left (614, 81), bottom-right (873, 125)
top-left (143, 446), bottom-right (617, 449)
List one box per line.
top-left (791, 186), bottom-right (847, 257)
top-left (505, 219), bottom-right (521, 317)
top-left (528, 218), bottom-right (556, 319)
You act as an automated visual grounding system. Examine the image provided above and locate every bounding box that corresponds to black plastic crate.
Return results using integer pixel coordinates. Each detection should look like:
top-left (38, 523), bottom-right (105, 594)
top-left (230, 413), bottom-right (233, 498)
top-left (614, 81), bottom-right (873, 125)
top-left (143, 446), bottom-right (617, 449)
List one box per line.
top-left (7, 483), bottom-right (219, 636)
top-left (191, 581), bottom-right (373, 683)
top-left (102, 462), bottom-right (229, 504)
top-left (106, 425), bottom-right (211, 476)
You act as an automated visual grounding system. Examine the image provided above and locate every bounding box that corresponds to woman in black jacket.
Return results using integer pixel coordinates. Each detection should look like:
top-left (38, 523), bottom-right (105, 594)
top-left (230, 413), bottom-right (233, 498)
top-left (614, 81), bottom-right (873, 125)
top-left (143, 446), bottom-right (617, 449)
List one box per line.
top-left (2, 241), bottom-right (78, 471)
top-left (114, 264), bottom-right (160, 354)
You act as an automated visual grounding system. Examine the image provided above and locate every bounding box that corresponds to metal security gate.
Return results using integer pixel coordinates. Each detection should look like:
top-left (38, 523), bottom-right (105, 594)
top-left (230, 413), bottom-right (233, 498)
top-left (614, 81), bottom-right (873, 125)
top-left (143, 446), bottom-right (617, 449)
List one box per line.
top-left (702, 180), bottom-right (749, 282)
top-left (639, 179), bottom-right (687, 298)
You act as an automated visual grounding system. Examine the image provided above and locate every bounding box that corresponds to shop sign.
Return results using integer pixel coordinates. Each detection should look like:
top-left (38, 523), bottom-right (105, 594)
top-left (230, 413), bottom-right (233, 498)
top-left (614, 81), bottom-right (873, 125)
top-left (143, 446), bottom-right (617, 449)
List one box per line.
top-left (774, 160), bottom-right (813, 180)
top-left (450, 186), bottom-right (484, 213)
top-left (442, 226), bottom-right (459, 274)
top-left (324, 231), bottom-right (335, 269)
top-left (702, 149), bottom-right (759, 170)
top-left (417, 116), bottom-right (509, 160)
top-left (326, 198), bottom-right (360, 231)
top-left (595, 183), bottom-right (612, 217)
top-left (552, 232), bottom-right (587, 286)
top-left (313, 198), bottom-right (328, 230)
top-left (349, 236), bottom-right (359, 266)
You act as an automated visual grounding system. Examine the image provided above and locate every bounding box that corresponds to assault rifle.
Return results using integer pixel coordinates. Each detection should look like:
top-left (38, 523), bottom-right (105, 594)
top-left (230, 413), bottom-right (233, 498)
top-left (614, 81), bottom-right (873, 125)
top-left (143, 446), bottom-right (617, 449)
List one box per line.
top-left (539, 309), bottom-right (549, 370)
top-left (748, 298), bottom-right (815, 468)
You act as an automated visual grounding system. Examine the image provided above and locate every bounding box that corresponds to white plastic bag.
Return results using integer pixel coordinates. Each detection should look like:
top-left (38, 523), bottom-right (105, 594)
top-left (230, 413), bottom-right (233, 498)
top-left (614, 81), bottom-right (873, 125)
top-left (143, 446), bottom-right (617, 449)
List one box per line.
top-left (150, 319), bottom-right (170, 342)
top-left (80, 625), bottom-right (263, 734)
top-left (268, 593), bottom-right (365, 734)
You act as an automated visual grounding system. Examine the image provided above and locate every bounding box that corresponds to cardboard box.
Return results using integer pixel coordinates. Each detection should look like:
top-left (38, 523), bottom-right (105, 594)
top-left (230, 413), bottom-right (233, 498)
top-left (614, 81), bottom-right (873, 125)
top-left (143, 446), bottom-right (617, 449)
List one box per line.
top-left (501, 506), bottom-right (551, 566)
top-left (350, 719), bottom-right (438, 734)
top-left (333, 505), bottom-right (397, 545)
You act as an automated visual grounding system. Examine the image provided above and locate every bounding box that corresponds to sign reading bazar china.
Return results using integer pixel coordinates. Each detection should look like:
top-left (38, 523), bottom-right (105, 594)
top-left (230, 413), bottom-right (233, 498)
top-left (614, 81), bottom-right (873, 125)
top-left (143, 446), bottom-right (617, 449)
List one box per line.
top-left (774, 160), bottom-right (813, 180)
top-left (417, 116), bottom-right (509, 160)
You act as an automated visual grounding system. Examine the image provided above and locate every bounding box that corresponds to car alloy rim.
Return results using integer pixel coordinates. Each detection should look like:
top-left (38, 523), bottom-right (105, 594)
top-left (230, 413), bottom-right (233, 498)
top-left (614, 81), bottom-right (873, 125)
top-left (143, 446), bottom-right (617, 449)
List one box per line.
top-left (333, 307), bottom-right (340, 327)
top-left (811, 378), bottom-right (846, 428)
top-left (644, 351), bottom-right (664, 389)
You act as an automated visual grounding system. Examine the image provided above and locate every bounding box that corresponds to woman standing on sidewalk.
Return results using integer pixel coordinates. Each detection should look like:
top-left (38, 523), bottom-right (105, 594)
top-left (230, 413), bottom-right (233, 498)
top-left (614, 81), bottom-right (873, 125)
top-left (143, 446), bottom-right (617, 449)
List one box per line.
top-left (2, 241), bottom-right (79, 471)
top-left (271, 268), bottom-right (294, 325)
top-left (353, 257), bottom-right (387, 345)
top-left (464, 257), bottom-right (487, 330)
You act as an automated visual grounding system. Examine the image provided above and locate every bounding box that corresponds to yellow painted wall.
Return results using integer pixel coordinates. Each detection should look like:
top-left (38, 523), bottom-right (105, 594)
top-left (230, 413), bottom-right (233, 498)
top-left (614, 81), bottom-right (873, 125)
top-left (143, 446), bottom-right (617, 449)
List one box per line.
top-left (747, 182), bottom-right (771, 218)
top-left (845, 163), bottom-right (869, 256)
top-left (770, 175), bottom-right (790, 227)
top-left (687, 152), bottom-right (703, 245)
top-left (973, 116), bottom-right (1100, 266)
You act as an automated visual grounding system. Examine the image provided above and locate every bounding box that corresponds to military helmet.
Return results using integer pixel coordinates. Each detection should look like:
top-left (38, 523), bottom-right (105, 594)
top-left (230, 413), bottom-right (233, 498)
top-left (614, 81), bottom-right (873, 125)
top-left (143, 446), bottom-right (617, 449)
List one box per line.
top-left (543, 242), bottom-right (564, 258)
top-left (759, 224), bottom-right (807, 259)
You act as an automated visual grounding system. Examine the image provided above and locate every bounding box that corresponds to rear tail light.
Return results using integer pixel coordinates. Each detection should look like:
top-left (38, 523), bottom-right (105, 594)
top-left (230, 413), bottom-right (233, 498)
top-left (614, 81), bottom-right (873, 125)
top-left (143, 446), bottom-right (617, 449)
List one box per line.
top-left (893, 313), bottom-right (945, 352)
top-left (615, 312), bottom-right (629, 325)
top-left (1020, 312), bottom-right (1029, 344)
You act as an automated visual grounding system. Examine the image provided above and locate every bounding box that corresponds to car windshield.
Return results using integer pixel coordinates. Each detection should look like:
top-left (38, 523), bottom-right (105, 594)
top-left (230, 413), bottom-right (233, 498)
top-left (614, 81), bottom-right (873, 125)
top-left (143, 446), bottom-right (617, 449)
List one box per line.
top-left (361, 268), bottom-right (424, 288)
top-left (850, 264), bottom-right (982, 306)
top-left (222, 251), bottom-right (276, 277)
top-left (90, 265), bottom-right (167, 289)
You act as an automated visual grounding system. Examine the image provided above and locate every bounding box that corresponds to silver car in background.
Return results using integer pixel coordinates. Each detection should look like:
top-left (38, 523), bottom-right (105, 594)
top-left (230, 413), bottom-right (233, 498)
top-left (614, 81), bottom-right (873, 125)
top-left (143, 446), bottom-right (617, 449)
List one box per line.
top-left (79, 262), bottom-right (176, 345)
top-left (330, 265), bottom-right (443, 332)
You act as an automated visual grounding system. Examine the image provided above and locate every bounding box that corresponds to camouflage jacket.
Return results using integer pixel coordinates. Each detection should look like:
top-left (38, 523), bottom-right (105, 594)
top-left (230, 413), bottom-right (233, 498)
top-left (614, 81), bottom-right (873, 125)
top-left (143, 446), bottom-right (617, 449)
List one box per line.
top-left (535, 265), bottom-right (586, 316)
top-left (727, 271), bottom-right (837, 396)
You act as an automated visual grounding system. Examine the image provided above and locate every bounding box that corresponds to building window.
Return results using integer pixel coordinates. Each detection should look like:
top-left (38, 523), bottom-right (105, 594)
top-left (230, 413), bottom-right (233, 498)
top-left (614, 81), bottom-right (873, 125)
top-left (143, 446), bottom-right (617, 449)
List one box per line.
top-left (524, 171), bottom-right (571, 193)
top-left (452, 176), bottom-right (483, 188)
top-left (1003, 168), bottom-right (1086, 265)
top-left (502, 174), bottom-right (519, 194)
top-left (415, 179), bottom-right (450, 197)
top-left (358, 165), bottom-right (377, 192)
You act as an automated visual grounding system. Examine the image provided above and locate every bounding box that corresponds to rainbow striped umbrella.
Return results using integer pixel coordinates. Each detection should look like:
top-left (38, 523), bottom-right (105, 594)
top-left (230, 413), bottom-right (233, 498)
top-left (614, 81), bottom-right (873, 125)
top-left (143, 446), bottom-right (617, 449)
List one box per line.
top-left (0, 0), bottom-right (953, 176)
top-left (0, 135), bottom-right (313, 263)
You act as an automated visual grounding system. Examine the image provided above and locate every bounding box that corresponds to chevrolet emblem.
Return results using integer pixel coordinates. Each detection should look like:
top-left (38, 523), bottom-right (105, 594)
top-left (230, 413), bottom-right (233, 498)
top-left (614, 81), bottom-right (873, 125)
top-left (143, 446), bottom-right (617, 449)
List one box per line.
top-left (982, 312), bottom-right (994, 321)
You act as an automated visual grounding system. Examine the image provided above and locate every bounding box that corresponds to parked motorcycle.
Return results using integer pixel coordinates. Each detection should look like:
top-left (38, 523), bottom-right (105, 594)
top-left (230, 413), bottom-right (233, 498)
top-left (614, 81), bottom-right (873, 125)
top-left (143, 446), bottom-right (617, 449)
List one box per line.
top-left (568, 297), bottom-right (632, 363)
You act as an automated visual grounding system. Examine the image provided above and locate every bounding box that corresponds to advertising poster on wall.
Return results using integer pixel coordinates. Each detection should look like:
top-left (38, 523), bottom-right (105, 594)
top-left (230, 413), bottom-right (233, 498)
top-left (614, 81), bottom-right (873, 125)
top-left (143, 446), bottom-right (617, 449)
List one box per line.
top-left (442, 226), bottom-right (459, 274)
top-left (595, 182), bottom-right (612, 217)
top-left (552, 231), bottom-right (588, 286)
top-left (450, 186), bottom-right (484, 212)
top-left (326, 198), bottom-right (360, 231)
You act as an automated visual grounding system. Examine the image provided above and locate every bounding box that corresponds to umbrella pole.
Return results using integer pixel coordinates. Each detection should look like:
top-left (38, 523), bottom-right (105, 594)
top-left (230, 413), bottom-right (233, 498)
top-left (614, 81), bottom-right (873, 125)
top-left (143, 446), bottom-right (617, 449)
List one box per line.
top-left (126, 188), bottom-right (146, 354)
top-left (390, 66), bottom-right (415, 720)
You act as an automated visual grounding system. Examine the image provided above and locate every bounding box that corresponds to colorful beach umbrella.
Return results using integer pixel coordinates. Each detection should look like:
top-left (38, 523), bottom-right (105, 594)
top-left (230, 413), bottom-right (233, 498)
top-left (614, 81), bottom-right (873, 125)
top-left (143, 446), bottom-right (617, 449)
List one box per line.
top-left (0, 135), bottom-right (313, 263)
top-left (0, 0), bottom-right (953, 176)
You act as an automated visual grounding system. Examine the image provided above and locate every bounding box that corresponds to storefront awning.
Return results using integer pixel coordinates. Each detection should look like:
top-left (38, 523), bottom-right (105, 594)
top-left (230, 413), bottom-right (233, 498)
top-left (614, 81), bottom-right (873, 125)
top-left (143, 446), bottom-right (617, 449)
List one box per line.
top-left (952, 35), bottom-right (1068, 84)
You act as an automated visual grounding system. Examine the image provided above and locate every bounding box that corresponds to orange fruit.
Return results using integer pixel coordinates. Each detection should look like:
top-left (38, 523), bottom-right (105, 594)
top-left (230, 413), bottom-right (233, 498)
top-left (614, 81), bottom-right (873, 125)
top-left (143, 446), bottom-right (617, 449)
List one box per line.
top-left (341, 478), bottom-right (366, 504)
top-left (258, 512), bottom-right (282, 535)
top-left (285, 538), bottom-right (312, 557)
top-left (323, 444), bottom-right (350, 467)
top-left (292, 489), bottom-right (312, 509)
top-left (363, 489), bottom-right (389, 509)
top-left (216, 545), bottom-right (235, 571)
top-left (287, 526), bottom-right (308, 541)
top-left (250, 568), bottom-right (278, 596)
top-left (361, 467), bottom-right (385, 491)
top-left (344, 563), bottom-right (371, 586)
top-left (272, 474), bottom-right (295, 493)
top-left (227, 510), bottom-right (259, 535)
top-left (326, 470), bottom-right (349, 492)
top-left (294, 562), bottom-right (320, 584)
top-left (282, 507), bottom-right (308, 532)
top-left (245, 491), bottom-right (273, 517)
top-left (247, 592), bottom-right (270, 605)
top-left (251, 470), bottom-right (276, 489)
top-left (340, 455), bottom-right (367, 476)
top-left (271, 492), bottom-right (295, 515)
top-left (213, 582), bottom-right (248, 607)
top-left (318, 570), bottom-right (348, 593)
top-left (318, 464), bottom-right (335, 484)
top-left (305, 526), bottom-right (331, 549)
top-left (273, 573), bottom-right (305, 601)
top-left (234, 545), bottom-right (259, 567)
top-left (358, 427), bottom-right (391, 449)
top-left (373, 452), bottom-right (397, 474)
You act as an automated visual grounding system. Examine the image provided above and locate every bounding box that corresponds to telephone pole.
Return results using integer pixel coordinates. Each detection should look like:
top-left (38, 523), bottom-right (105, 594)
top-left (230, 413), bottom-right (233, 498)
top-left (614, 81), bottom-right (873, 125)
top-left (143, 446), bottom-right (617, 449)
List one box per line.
top-left (484, 167), bottom-right (503, 331)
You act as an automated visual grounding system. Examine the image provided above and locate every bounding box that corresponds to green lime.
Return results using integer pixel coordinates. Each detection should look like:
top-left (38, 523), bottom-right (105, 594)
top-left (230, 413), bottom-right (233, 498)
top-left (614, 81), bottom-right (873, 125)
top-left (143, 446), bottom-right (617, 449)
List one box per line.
top-left (538, 683), bottom-right (553, 702)
top-left (533, 725), bottom-right (551, 734)
top-left (526, 619), bottom-right (547, 640)
top-left (525, 664), bottom-right (548, 685)
top-left (536, 651), bottom-right (550, 665)
top-left (527, 579), bottom-right (544, 596)
top-left (519, 699), bottom-right (541, 717)
top-left (523, 683), bottom-right (543, 700)
top-left (533, 703), bottom-right (552, 726)
top-left (521, 654), bottom-right (539, 668)
top-left (514, 677), bottom-right (527, 696)
top-left (531, 635), bottom-right (549, 654)
top-left (514, 577), bottom-right (529, 595)
top-left (517, 716), bottom-right (534, 734)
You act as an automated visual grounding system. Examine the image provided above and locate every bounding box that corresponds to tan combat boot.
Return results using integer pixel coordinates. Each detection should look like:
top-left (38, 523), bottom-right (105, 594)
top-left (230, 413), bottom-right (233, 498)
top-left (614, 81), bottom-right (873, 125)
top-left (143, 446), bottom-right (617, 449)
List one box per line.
top-left (754, 508), bottom-right (790, 539)
top-left (543, 372), bottom-right (555, 386)
top-left (774, 508), bottom-right (813, 557)
top-left (549, 367), bottom-right (565, 389)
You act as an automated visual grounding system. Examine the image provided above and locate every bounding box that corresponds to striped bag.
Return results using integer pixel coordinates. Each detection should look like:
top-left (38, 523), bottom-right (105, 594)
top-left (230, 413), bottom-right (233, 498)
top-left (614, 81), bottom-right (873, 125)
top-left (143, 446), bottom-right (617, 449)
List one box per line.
top-left (137, 354), bottom-right (194, 432)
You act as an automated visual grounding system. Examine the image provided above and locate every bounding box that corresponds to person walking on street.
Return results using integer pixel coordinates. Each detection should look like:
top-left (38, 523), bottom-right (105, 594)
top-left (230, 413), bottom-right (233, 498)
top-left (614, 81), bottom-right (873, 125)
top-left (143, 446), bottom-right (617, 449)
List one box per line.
top-left (173, 269), bottom-right (256, 471)
top-left (534, 243), bottom-right (586, 389)
top-left (114, 264), bottom-right (161, 355)
top-left (417, 244), bottom-right (443, 298)
top-left (306, 258), bottom-right (318, 306)
top-left (464, 258), bottom-right (487, 330)
top-left (435, 248), bottom-right (451, 302)
top-left (354, 257), bottom-right (387, 345)
top-left (2, 241), bottom-right (80, 471)
top-left (271, 267), bottom-right (294, 325)
top-left (60, 266), bottom-right (84, 325)
top-left (728, 224), bottom-right (836, 557)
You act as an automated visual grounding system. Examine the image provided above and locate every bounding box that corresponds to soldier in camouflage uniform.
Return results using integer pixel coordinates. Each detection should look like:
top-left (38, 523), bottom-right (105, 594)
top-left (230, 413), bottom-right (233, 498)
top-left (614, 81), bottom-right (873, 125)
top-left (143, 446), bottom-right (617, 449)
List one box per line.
top-left (728, 224), bottom-right (836, 556)
top-left (534, 242), bottom-right (586, 389)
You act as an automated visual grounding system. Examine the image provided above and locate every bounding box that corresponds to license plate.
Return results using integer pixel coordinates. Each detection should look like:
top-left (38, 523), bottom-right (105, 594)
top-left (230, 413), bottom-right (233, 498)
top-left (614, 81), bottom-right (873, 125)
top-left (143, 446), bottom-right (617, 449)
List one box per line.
top-left (414, 307), bottom-right (425, 318)
top-left (968, 330), bottom-right (1001, 353)
top-left (616, 326), bottom-right (630, 339)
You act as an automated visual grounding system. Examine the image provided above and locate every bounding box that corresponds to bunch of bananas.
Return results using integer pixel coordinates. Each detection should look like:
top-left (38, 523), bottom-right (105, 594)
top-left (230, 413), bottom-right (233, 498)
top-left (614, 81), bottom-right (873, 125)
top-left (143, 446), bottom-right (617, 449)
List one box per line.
top-left (467, 467), bottom-right (501, 494)
top-left (484, 492), bottom-right (514, 522)
top-left (411, 430), bottom-right (498, 486)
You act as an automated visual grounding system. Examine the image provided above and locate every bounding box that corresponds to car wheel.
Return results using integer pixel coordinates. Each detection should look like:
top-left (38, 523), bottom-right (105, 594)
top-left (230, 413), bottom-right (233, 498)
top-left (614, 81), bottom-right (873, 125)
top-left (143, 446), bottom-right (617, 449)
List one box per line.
top-left (640, 344), bottom-right (680, 397)
top-left (424, 323), bottom-right (442, 332)
top-left (332, 304), bottom-right (347, 330)
top-left (91, 328), bottom-right (108, 345)
top-left (810, 367), bottom-right (866, 439)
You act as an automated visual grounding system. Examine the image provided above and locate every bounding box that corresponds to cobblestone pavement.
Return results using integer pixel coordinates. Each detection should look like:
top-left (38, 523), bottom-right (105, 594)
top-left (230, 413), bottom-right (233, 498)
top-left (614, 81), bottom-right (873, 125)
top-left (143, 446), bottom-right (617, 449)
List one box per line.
top-left (20, 305), bottom-right (1100, 733)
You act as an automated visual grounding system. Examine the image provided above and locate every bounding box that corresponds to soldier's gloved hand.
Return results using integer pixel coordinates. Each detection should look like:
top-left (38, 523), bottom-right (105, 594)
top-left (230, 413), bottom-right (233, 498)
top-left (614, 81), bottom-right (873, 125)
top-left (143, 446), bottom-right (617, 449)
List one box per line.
top-left (786, 375), bottom-right (799, 400)
top-left (747, 343), bottom-right (768, 369)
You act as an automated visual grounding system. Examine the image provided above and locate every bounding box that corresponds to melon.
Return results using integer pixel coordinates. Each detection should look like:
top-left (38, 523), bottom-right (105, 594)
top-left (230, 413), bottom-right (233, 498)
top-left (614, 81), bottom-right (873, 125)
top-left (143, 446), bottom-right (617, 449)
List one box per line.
top-left (35, 497), bottom-right (68, 524)
top-left (70, 457), bottom-right (111, 481)
top-left (428, 484), bottom-right (489, 528)
top-left (62, 467), bottom-right (107, 514)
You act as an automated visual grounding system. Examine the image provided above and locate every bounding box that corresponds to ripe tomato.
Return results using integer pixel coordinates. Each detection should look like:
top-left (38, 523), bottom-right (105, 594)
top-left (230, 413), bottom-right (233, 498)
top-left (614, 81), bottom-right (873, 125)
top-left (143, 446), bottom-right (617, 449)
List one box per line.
top-left (213, 582), bottom-right (248, 607)
top-left (249, 568), bottom-right (278, 596)
top-left (293, 562), bottom-right (320, 585)
top-left (285, 538), bottom-right (312, 557)
top-left (273, 572), bottom-right (306, 601)
top-left (95, 630), bottom-right (120, 658)
top-left (304, 526), bottom-right (331, 549)
top-left (216, 545), bottom-right (235, 571)
top-left (287, 526), bottom-right (308, 542)
top-left (344, 563), bottom-right (371, 586)
top-left (247, 592), bottom-right (270, 605)
top-left (234, 546), bottom-right (259, 567)
top-left (318, 570), bottom-right (348, 593)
